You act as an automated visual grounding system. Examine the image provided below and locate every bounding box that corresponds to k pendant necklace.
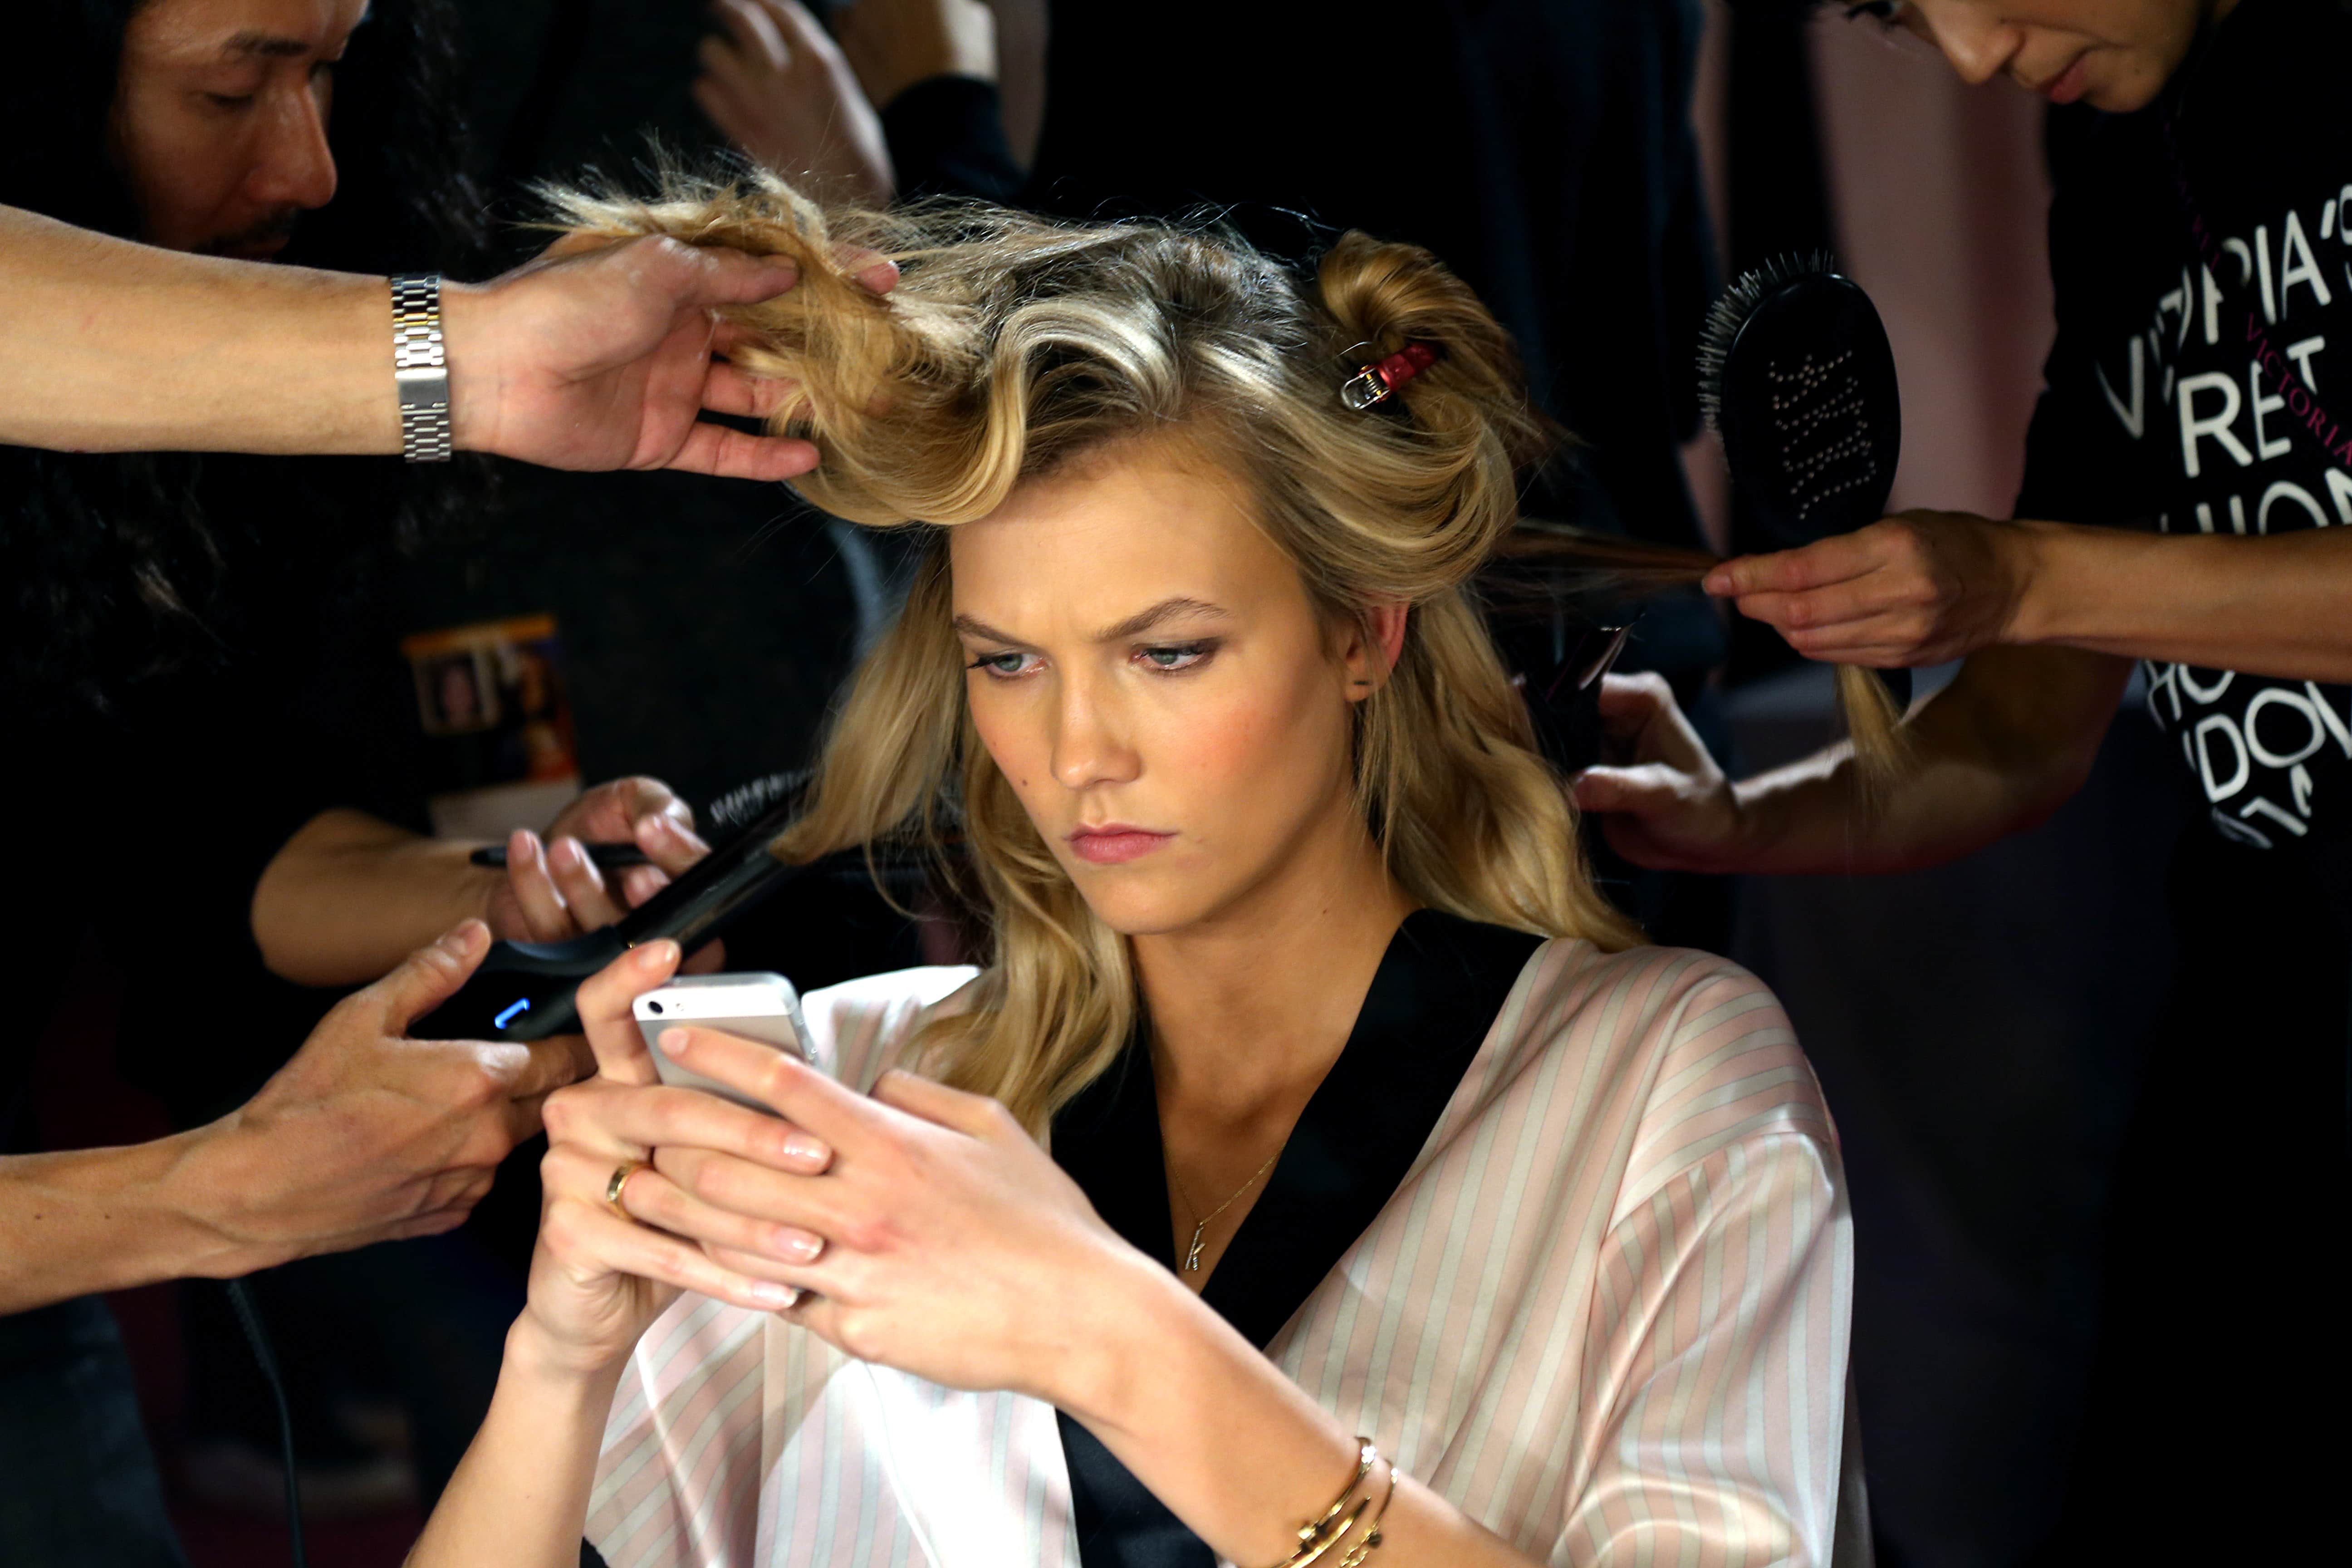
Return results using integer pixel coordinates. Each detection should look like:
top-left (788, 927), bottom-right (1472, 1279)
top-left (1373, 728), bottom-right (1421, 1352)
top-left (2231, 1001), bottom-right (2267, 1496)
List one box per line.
top-left (1169, 1144), bottom-right (1285, 1272)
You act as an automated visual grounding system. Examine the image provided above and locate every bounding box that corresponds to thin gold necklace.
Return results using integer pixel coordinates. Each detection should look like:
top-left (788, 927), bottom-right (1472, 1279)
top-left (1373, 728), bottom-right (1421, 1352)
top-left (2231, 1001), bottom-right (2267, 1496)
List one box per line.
top-left (1167, 1143), bottom-right (1285, 1273)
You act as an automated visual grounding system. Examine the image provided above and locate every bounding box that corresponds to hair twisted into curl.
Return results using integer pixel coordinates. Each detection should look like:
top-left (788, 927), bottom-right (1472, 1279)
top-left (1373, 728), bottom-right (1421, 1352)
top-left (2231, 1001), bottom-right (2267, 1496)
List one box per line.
top-left (554, 173), bottom-right (1672, 1129)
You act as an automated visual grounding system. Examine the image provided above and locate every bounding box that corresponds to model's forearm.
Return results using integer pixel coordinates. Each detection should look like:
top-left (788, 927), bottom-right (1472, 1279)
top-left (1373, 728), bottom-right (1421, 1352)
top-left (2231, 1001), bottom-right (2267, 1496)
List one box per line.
top-left (1725, 646), bottom-right (2133, 876)
top-left (253, 810), bottom-right (496, 986)
top-left (407, 1321), bottom-right (626, 1568)
top-left (0, 1133), bottom-right (279, 1313)
top-left (0, 204), bottom-right (402, 456)
top-left (2017, 520), bottom-right (2352, 680)
top-left (1065, 1268), bottom-right (1532, 1568)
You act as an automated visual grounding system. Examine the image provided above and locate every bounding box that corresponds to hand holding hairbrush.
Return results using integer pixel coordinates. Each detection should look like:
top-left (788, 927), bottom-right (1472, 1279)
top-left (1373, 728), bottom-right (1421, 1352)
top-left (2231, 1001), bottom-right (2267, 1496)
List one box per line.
top-left (1698, 253), bottom-right (1915, 780)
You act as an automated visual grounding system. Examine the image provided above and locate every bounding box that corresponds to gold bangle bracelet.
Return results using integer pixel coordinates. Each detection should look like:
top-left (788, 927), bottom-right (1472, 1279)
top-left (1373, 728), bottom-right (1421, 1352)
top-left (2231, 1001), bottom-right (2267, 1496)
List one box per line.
top-left (1301, 1439), bottom-right (1375, 1543)
top-left (1277, 1499), bottom-right (1369, 1568)
top-left (1334, 1458), bottom-right (1401, 1568)
top-left (1264, 1439), bottom-right (1380, 1568)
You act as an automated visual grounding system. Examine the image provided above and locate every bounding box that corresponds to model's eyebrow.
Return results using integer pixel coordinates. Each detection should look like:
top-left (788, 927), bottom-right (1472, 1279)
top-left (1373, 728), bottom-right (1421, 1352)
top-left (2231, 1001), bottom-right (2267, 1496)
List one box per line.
top-left (951, 598), bottom-right (1232, 647)
top-left (951, 613), bottom-right (1030, 646)
top-left (1092, 597), bottom-right (1231, 642)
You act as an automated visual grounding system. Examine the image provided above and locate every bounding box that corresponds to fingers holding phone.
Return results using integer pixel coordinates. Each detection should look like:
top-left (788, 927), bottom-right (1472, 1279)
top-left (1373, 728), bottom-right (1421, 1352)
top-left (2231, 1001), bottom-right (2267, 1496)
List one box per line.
top-left (524, 952), bottom-right (824, 1366)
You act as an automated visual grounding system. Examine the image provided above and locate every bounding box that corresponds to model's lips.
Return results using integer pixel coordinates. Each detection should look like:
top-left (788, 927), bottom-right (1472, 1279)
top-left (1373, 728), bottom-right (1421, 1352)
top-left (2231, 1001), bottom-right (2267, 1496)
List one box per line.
top-left (1067, 824), bottom-right (1176, 865)
top-left (2033, 51), bottom-right (2091, 104)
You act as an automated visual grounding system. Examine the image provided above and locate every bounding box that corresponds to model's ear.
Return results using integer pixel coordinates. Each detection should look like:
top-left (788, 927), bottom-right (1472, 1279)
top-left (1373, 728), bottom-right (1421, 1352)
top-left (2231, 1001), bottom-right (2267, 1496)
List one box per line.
top-left (1342, 601), bottom-right (1409, 701)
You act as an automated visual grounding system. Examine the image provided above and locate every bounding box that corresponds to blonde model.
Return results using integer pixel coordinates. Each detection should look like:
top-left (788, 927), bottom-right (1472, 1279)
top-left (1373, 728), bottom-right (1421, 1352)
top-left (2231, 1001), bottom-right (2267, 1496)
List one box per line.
top-left (409, 176), bottom-right (1854, 1568)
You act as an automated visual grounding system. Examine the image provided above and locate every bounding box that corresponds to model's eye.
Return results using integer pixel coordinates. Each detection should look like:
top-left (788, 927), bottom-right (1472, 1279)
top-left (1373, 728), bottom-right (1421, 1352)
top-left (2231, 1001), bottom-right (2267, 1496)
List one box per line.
top-left (965, 650), bottom-right (1041, 679)
top-left (1136, 642), bottom-right (1212, 673)
top-left (1842, 0), bottom-right (1905, 27)
top-left (203, 92), bottom-right (258, 109)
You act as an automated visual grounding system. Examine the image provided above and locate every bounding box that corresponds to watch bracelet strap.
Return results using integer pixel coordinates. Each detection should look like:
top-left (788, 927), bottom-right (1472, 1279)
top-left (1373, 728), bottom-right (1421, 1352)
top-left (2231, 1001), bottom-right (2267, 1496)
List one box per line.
top-left (390, 273), bottom-right (452, 463)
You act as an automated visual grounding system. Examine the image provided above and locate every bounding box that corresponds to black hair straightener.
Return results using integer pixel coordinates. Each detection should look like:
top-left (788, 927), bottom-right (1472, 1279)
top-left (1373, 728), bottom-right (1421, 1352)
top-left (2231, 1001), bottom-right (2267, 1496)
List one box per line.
top-left (412, 790), bottom-right (836, 1043)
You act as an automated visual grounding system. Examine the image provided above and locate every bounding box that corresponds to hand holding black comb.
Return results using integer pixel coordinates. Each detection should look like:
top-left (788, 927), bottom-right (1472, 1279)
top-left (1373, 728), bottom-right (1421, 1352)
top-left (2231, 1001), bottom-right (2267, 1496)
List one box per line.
top-left (1699, 252), bottom-right (1914, 785)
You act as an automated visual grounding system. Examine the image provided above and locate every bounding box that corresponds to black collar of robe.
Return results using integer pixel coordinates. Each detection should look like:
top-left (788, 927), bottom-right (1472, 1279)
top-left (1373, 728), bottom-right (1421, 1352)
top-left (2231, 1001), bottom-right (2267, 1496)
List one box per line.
top-left (1048, 910), bottom-right (1544, 1568)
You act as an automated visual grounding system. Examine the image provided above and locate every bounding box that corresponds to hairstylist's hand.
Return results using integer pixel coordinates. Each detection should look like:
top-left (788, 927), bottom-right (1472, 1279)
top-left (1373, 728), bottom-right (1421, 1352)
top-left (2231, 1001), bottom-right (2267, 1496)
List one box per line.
top-left (1569, 674), bottom-right (1752, 873)
top-left (489, 777), bottom-right (712, 944)
top-left (695, 0), bottom-right (895, 205)
top-left (834, 0), bottom-right (997, 112)
top-left (522, 942), bottom-right (826, 1373)
top-left (441, 232), bottom-right (897, 480)
top-left (1705, 508), bottom-right (2034, 667)
top-left (172, 922), bottom-right (592, 1269)
top-left (633, 1027), bottom-right (1137, 1403)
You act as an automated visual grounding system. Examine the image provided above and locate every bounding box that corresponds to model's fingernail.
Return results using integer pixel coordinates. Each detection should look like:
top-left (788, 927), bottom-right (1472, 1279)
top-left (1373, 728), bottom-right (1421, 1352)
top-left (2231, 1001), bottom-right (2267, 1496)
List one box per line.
top-left (772, 1230), bottom-right (823, 1261)
top-left (635, 940), bottom-right (678, 972)
top-left (660, 1027), bottom-right (692, 1059)
top-left (749, 1281), bottom-right (796, 1308)
top-left (782, 1133), bottom-right (828, 1164)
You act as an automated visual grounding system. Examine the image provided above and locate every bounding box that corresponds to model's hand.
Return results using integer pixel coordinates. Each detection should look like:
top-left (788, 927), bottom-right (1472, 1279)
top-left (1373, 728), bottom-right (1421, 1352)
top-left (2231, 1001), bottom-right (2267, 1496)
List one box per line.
top-left (441, 233), bottom-right (893, 480)
top-left (176, 921), bottom-right (592, 1268)
top-left (634, 1027), bottom-right (1137, 1402)
top-left (1569, 674), bottom-right (1751, 872)
top-left (835, 0), bottom-right (997, 112)
top-left (488, 777), bottom-right (712, 943)
top-left (1705, 509), bottom-right (2035, 667)
top-left (523, 942), bottom-right (824, 1373)
top-left (695, 0), bottom-right (895, 205)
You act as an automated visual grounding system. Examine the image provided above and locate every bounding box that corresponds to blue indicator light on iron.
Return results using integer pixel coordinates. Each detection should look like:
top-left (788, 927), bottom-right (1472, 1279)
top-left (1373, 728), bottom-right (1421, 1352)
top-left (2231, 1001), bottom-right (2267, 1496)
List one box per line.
top-left (494, 998), bottom-right (531, 1030)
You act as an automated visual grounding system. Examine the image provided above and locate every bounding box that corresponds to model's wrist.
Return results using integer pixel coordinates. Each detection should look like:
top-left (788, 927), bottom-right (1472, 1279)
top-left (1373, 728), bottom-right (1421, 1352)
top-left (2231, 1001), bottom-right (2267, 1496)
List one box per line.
top-left (1047, 1245), bottom-right (1205, 1433)
top-left (508, 1310), bottom-right (639, 1390)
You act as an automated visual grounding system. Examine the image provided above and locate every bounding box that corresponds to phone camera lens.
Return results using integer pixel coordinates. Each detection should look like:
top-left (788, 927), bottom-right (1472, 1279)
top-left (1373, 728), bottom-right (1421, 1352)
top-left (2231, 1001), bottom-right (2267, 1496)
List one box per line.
top-left (647, 1000), bottom-right (664, 1014)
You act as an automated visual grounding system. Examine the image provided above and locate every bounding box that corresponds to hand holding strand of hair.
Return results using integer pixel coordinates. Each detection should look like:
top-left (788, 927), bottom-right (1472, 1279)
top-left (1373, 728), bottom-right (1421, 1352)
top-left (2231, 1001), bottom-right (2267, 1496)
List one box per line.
top-left (1701, 508), bottom-right (2038, 667)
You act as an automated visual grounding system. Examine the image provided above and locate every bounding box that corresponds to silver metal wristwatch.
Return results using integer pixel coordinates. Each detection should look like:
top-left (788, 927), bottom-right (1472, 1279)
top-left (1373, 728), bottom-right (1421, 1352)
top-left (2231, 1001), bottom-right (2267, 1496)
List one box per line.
top-left (390, 273), bottom-right (452, 463)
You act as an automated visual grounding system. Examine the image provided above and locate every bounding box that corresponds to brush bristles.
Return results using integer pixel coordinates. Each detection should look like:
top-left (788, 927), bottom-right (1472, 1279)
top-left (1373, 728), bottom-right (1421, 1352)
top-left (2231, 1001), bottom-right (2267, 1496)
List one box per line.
top-left (1695, 249), bottom-right (1842, 433)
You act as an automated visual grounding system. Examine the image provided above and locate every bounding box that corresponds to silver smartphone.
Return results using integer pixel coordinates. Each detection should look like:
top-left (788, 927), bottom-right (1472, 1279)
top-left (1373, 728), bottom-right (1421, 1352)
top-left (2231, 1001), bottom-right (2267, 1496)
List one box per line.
top-left (633, 971), bottom-right (814, 1114)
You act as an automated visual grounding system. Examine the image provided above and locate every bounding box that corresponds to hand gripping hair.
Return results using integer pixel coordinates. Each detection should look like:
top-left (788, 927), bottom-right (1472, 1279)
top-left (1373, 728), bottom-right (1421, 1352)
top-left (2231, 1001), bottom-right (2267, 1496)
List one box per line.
top-left (544, 172), bottom-right (1744, 1127)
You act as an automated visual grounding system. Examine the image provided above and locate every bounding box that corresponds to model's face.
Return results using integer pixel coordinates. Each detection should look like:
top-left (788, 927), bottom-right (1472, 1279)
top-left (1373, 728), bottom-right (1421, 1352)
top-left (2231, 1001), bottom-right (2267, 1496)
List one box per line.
top-left (111, 0), bottom-right (368, 256)
top-left (951, 440), bottom-right (1388, 939)
top-left (1853, 0), bottom-right (2230, 112)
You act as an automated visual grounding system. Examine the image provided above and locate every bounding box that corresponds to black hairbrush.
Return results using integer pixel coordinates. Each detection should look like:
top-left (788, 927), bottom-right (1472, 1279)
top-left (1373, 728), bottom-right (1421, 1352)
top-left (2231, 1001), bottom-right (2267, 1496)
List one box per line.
top-left (1700, 252), bottom-right (1902, 548)
top-left (1699, 253), bottom-right (1913, 719)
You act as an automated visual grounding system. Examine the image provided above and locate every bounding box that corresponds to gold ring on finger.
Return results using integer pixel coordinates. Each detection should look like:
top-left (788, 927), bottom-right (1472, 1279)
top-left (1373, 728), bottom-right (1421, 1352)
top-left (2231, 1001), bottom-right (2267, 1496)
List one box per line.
top-left (606, 1158), bottom-right (650, 1222)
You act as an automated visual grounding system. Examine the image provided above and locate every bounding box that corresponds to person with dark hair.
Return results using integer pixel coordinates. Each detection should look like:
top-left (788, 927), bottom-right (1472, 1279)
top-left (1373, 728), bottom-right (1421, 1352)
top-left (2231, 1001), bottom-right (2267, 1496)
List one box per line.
top-left (1574, 1), bottom-right (2349, 1558)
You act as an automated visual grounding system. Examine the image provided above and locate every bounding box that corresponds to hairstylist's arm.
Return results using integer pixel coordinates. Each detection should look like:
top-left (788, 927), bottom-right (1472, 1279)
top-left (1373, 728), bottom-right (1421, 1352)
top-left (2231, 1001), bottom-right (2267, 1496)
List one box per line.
top-left (253, 779), bottom-right (711, 987)
top-left (1709, 509), bottom-right (2352, 682)
top-left (408, 941), bottom-right (820, 1568)
top-left (0, 202), bottom-right (893, 476)
top-left (1573, 645), bottom-right (2134, 875)
top-left (0, 922), bottom-right (587, 1316)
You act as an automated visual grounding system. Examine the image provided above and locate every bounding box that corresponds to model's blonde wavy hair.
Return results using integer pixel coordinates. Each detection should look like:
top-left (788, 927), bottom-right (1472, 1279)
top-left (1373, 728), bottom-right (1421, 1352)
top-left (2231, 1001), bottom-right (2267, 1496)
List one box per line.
top-left (554, 172), bottom-right (1659, 1132)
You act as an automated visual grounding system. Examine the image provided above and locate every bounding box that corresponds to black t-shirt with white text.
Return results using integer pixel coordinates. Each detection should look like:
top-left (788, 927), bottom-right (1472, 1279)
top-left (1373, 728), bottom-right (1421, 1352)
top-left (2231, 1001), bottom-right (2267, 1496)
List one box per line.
top-left (2016, 0), bottom-right (2352, 854)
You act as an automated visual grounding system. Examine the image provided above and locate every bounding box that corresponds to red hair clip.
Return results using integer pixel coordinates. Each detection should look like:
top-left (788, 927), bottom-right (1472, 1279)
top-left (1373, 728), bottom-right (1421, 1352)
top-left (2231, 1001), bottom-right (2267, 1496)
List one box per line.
top-left (1340, 341), bottom-right (1439, 411)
